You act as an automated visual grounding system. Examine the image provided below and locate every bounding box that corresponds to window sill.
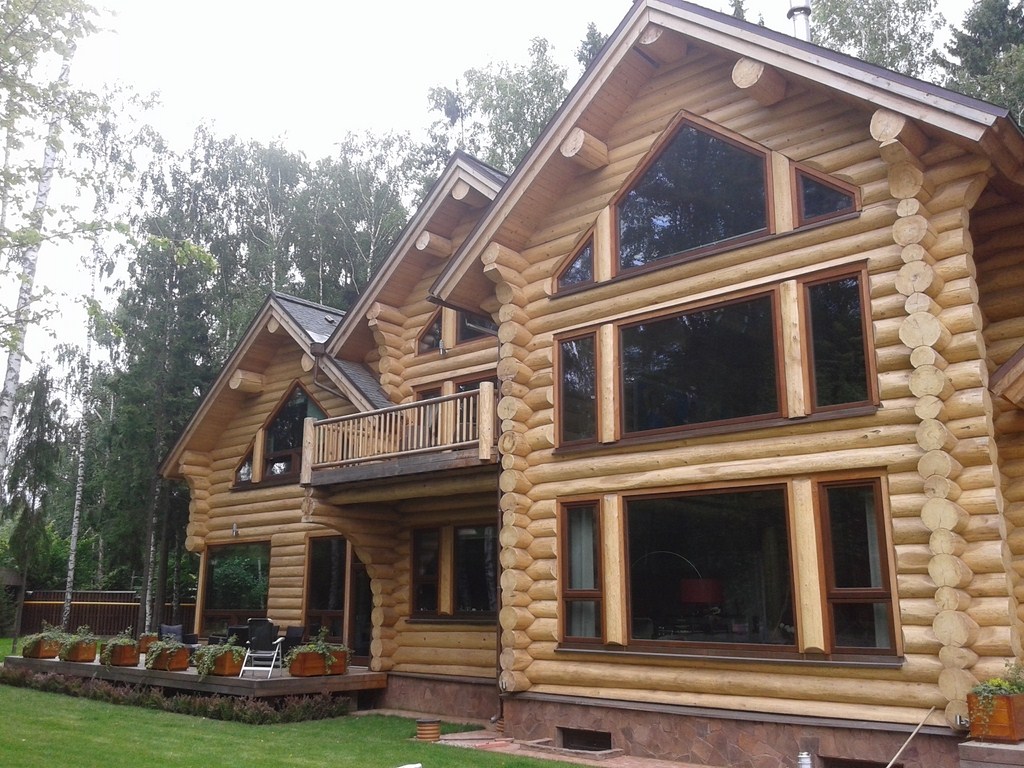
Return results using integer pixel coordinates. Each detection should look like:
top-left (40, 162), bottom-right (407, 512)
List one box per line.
top-left (555, 643), bottom-right (903, 669)
top-left (554, 404), bottom-right (878, 456)
top-left (230, 474), bottom-right (299, 491)
top-left (407, 615), bottom-right (497, 626)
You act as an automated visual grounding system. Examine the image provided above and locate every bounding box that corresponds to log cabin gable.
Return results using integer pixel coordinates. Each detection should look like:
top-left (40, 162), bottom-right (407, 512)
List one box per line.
top-left (160, 292), bottom-right (353, 481)
top-left (325, 152), bottom-right (504, 367)
top-left (233, 381), bottom-right (327, 487)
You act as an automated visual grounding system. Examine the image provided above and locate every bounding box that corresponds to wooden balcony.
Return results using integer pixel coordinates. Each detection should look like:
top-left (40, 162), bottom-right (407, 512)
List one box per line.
top-left (301, 382), bottom-right (497, 487)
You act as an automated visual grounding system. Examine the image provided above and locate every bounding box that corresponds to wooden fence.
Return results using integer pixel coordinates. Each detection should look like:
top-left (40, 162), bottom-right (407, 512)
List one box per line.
top-left (20, 590), bottom-right (196, 636)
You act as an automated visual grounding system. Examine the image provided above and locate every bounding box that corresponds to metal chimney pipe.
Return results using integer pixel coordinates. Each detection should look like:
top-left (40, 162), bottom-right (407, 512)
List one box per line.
top-left (787, 0), bottom-right (812, 41)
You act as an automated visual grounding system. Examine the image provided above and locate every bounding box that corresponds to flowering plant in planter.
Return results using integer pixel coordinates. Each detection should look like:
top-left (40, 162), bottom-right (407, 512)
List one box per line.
top-left (138, 631), bottom-right (158, 654)
top-left (20, 622), bottom-right (69, 658)
top-left (144, 637), bottom-right (189, 671)
top-left (968, 660), bottom-right (1024, 740)
top-left (100, 628), bottom-right (140, 666)
top-left (58, 625), bottom-right (99, 662)
top-left (283, 627), bottom-right (349, 676)
top-left (193, 636), bottom-right (246, 679)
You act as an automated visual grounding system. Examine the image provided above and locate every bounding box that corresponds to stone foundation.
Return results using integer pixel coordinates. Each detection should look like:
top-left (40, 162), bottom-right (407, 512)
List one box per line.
top-left (377, 672), bottom-right (499, 721)
top-left (502, 694), bottom-right (965, 768)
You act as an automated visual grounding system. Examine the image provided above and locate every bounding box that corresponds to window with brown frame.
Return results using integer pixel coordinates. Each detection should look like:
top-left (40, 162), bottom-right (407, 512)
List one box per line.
top-left (795, 168), bottom-right (857, 227)
top-left (557, 235), bottom-right (595, 292)
top-left (617, 120), bottom-right (769, 272)
top-left (626, 486), bottom-right (795, 648)
top-left (411, 523), bottom-right (498, 619)
top-left (561, 479), bottom-right (895, 657)
top-left (562, 502), bottom-right (602, 641)
top-left (557, 333), bottom-right (598, 444)
top-left (805, 273), bottom-right (871, 410)
top-left (819, 479), bottom-right (895, 652)
top-left (202, 542), bottom-right (270, 636)
top-left (234, 383), bottom-right (325, 486)
top-left (456, 310), bottom-right (497, 344)
top-left (555, 270), bottom-right (872, 445)
top-left (621, 293), bottom-right (780, 433)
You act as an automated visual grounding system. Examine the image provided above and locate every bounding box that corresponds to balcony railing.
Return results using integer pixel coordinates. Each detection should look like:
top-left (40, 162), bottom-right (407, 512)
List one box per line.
top-left (301, 382), bottom-right (495, 479)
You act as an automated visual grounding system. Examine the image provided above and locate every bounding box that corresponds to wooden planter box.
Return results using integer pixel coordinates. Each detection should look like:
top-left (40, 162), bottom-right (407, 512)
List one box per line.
top-left (138, 636), bottom-right (157, 655)
top-left (208, 653), bottom-right (243, 676)
top-left (60, 641), bottom-right (97, 663)
top-left (21, 639), bottom-right (60, 659)
top-left (968, 693), bottom-right (1024, 742)
top-left (148, 647), bottom-right (190, 671)
top-left (288, 651), bottom-right (347, 677)
top-left (102, 644), bottom-right (140, 667)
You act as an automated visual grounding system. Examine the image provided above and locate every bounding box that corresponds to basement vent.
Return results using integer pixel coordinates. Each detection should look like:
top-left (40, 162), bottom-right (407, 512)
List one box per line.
top-left (556, 727), bottom-right (613, 752)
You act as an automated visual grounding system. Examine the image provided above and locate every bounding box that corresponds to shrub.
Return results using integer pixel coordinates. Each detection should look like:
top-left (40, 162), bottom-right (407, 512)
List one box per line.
top-left (0, 666), bottom-right (350, 724)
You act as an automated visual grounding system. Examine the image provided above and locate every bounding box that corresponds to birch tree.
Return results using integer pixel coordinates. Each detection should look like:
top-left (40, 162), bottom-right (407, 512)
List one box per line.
top-left (0, 1), bottom-right (97, 483)
top-left (811, 0), bottom-right (947, 78)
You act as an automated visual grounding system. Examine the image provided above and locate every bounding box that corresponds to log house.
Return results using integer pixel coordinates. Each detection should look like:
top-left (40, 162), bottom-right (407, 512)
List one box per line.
top-left (163, 3), bottom-right (1024, 766)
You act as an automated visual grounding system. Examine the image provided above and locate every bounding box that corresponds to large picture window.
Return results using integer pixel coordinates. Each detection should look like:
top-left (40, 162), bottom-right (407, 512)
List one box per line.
top-left (627, 488), bottom-right (794, 647)
top-left (621, 294), bottom-right (779, 432)
top-left (561, 480), bottom-right (895, 657)
top-left (617, 121), bottom-right (768, 271)
top-left (202, 542), bottom-right (270, 636)
top-left (556, 271), bottom-right (872, 445)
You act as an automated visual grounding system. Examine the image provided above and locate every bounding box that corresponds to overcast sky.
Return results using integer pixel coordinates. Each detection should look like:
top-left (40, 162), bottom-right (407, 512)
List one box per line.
top-left (73, 0), bottom-right (861, 157)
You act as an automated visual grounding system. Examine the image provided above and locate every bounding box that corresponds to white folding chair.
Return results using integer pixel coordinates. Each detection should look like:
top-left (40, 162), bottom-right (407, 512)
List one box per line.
top-left (238, 618), bottom-right (283, 678)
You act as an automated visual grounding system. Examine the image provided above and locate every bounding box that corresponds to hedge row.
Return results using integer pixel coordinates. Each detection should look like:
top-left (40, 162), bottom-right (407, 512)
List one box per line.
top-left (0, 665), bottom-right (349, 724)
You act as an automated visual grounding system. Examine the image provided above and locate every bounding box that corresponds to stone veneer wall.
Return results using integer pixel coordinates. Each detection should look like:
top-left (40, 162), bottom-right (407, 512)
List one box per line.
top-left (377, 673), bottom-right (500, 722)
top-left (502, 695), bottom-right (965, 768)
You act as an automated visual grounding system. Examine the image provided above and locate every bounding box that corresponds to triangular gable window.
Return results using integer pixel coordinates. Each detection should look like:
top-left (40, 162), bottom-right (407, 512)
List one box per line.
top-left (418, 311), bottom-right (443, 355)
top-left (557, 235), bottom-right (594, 292)
top-left (234, 383), bottom-right (325, 486)
top-left (796, 169), bottom-right (856, 225)
top-left (617, 121), bottom-right (768, 271)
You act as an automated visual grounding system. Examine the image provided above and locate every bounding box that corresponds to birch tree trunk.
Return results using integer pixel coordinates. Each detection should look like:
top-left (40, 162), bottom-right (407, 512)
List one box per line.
top-left (0, 44), bottom-right (76, 479)
top-left (60, 262), bottom-right (98, 628)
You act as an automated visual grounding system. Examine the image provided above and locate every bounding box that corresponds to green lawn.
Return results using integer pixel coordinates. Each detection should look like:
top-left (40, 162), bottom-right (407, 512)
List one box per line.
top-left (0, 684), bottom-right (563, 768)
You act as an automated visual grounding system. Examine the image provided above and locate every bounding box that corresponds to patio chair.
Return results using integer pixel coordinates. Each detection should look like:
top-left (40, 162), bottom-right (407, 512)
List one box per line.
top-left (281, 625), bottom-right (305, 656)
top-left (239, 618), bottom-right (282, 678)
top-left (158, 623), bottom-right (200, 654)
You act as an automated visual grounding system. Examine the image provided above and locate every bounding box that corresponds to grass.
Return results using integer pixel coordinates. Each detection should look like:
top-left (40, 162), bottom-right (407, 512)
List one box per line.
top-left (0, 684), bottom-right (565, 768)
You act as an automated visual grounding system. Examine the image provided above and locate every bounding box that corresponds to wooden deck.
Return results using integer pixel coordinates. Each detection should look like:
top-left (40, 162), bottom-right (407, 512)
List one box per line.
top-left (3, 655), bottom-right (387, 707)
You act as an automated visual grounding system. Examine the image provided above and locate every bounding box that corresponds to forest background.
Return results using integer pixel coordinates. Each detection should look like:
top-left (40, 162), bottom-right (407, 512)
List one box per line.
top-left (0, 0), bottom-right (1018, 635)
